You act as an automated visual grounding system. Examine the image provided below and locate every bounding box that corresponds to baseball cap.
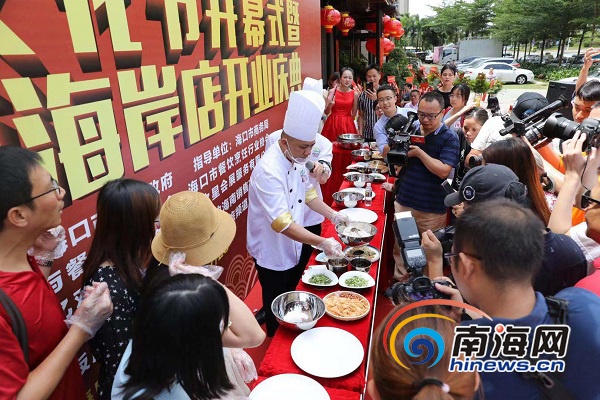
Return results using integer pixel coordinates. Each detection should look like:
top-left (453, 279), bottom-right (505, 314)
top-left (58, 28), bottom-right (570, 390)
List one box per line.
top-left (444, 164), bottom-right (526, 207)
top-left (511, 92), bottom-right (549, 120)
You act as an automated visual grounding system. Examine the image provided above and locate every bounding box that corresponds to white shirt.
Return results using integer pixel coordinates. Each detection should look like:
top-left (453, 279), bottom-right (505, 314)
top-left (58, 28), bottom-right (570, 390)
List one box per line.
top-left (247, 142), bottom-right (314, 270)
top-left (470, 115), bottom-right (510, 151)
top-left (265, 130), bottom-right (333, 227)
top-left (404, 102), bottom-right (419, 111)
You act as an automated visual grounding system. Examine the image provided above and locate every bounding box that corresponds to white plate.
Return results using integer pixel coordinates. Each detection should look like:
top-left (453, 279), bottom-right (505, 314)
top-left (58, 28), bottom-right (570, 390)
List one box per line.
top-left (291, 327), bottom-right (364, 378)
top-left (369, 173), bottom-right (386, 181)
top-left (344, 245), bottom-right (381, 262)
top-left (346, 162), bottom-right (368, 170)
top-left (339, 208), bottom-right (378, 224)
top-left (302, 268), bottom-right (338, 288)
top-left (342, 171), bottom-right (361, 177)
top-left (315, 252), bottom-right (328, 263)
top-left (340, 187), bottom-right (376, 199)
top-left (323, 291), bottom-right (371, 321)
top-left (338, 271), bottom-right (375, 290)
top-left (250, 374), bottom-right (330, 400)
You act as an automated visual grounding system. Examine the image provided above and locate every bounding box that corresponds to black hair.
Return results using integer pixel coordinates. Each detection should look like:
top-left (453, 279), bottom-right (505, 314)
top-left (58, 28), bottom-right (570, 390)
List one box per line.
top-left (575, 80), bottom-right (600, 102)
top-left (404, 83), bottom-right (413, 89)
top-left (419, 91), bottom-right (445, 110)
top-left (365, 64), bottom-right (380, 74)
top-left (122, 274), bottom-right (233, 400)
top-left (410, 89), bottom-right (421, 95)
top-left (327, 72), bottom-right (340, 88)
top-left (0, 146), bottom-right (42, 232)
top-left (377, 84), bottom-right (397, 96)
top-left (486, 96), bottom-right (501, 116)
top-left (340, 67), bottom-right (354, 77)
top-left (441, 63), bottom-right (458, 75)
top-left (454, 199), bottom-right (544, 283)
top-left (464, 107), bottom-right (489, 126)
top-left (450, 83), bottom-right (471, 104)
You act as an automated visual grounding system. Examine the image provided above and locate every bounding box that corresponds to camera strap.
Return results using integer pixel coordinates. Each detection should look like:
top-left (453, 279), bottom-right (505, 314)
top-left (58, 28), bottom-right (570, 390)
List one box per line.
top-left (0, 287), bottom-right (29, 365)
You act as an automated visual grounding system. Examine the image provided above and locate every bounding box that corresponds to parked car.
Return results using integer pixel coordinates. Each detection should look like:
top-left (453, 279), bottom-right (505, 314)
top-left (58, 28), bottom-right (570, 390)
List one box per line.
top-left (557, 68), bottom-right (600, 84)
top-left (458, 57), bottom-right (520, 71)
top-left (457, 57), bottom-right (488, 70)
top-left (522, 54), bottom-right (541, 63)
top-left (415, 51), bottom-right (428, 62)
top-left (464, 62), bottom-right (535, 84)
top-left (458, 56), bottom-right (481, 65)
top-left (425, 51), bottom-right (433, 62)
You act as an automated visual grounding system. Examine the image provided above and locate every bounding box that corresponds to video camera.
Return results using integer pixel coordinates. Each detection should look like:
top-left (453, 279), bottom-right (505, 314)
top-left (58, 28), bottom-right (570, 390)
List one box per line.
top-left (384, 112), bottom-right (421, 177)
top-left (496, 95), bottom-right (600, 150)
top-left (385, 214), bottom-right (452, 305)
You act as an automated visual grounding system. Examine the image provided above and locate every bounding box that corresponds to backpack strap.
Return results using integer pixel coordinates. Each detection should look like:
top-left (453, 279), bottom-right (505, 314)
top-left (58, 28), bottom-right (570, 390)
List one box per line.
top-left (0, 287), bottom-right (29, 365)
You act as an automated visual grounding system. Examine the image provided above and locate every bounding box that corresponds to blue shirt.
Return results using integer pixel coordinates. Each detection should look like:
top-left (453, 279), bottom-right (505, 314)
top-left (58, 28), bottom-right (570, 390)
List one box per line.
top-left (374, 107), bottom-right (420, 153)
top-left (465, 288), bottom-right (600, 400)
top-left (395, 123), bottom-right (459, 214)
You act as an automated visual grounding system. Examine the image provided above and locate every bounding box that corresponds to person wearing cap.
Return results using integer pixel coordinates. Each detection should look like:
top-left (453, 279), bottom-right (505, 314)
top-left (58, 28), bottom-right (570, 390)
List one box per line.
top-left (442, 164), bottom-right (587, 296)
top-left (466, 92), bottom-right (550, 167)
top-left (247, 90), bottom-right (348, 336)
top-left (433, 199), bottom-right (600, 400)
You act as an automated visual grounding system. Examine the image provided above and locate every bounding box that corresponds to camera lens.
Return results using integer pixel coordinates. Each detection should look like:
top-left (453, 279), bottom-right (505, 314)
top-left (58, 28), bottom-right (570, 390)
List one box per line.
top-left (468, 155), bottom-right (483, 169)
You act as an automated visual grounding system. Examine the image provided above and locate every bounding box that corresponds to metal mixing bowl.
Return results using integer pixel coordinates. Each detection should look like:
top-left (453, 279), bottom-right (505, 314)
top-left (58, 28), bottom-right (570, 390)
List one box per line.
top-left (326, 257), bottom-right (350, 275)
top-left (351, 149), bottom-right (372, 162)
top-left (350, 257), bottom-right (372, 273)
top-left (336, 221), bottom-right (377, 246)
top-left (271, 291), bottom-right (326, 331)
top-left (337, 134), bottom-right (364, 150)
top-left (332, 191), bottom-right (364, 208)
top-left (345, 173), bottom-right (375, 185)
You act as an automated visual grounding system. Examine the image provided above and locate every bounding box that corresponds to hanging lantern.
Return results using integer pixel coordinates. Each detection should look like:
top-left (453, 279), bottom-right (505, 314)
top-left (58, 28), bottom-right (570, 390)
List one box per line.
top-left (321, 5), bottom-right (341, 33)
top-left (366, 38), bottom-right (377, 55)
top-left (386, 18), bottom-right (402, 37)
top-left (365, 22), bottom-right (377, 32)
top-left (395, 27), bottom-right (405, 39)
top-left (382, 14), bottom-right (391, 36)
top-left (337, 12), bottom-right (355, 36)
top-left (382, 37), bottom-right (395, 56)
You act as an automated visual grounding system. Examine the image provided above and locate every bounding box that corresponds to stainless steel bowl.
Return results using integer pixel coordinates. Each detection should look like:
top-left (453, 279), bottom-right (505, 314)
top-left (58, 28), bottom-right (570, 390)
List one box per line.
top-left (326, 257), bottom-right (350, 275)
top-left (332, 191), bottom-right (364, 208)
top-left (350, 257), bottom-right (372, 273)
top-left (345, 173), bottom-right (375, 184)
top-left (336, 222), bottom-right (378, 246)
top-left (337, 134), bottom-right (364, 150)
top-left (351, 149), bottom-right (372, 162)
top-left (271, 291), bottom-right (326, 331)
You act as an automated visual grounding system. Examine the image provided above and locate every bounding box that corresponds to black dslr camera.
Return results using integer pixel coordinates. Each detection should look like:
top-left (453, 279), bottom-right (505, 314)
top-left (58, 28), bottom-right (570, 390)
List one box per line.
top-left (384, 112), bottom-right (421, 177)
top-left (385, 215), bottom-right (452, 304)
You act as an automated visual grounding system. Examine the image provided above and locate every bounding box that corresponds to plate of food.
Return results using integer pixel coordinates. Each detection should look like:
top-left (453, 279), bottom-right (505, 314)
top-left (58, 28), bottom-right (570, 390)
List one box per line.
top-left (323, 291), bottom-right (370, 321)
top-left (338, 271), bottom-right (375, 290)
top-left (291, 327), bottom-right (364, 377)
top-left (315, 252), bottom-right (328, 263)
top-left (345, 162), bottom-right (368, 170)
top-left (369, 173), bottom-right (387, 182)
top-left (302, 268), bottom-right (338, 288)
top-left (343, 245), bottom-right (380, 262)
top-left (342, 171), bottom-right (361, 178)
top-left (371, 151), bottom-right (384, 160)
top-left (338, 207), bottom-right (378, 224)
top-left (340, 187), bottom-right (376, 199)
top-left (249, 374), bottom-right (330, 400)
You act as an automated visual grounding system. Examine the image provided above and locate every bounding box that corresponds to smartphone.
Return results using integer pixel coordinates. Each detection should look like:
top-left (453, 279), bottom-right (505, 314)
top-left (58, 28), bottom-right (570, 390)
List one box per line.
top-left (366, 81), bottom-right (374, 91)
top-left (441, 180), bottom-right (456, 194)
top-left (592, 53), bottom-right (600, 61)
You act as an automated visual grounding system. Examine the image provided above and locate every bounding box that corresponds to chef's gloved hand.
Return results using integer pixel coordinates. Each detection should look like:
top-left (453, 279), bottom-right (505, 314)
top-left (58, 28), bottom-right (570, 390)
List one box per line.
top-left (315, 238), bottom-right (344, 258)
top-left (66, 281), bottom-right (113, 338)
top-left (330, 211), bottom-right (350, 226)
top-left (230, 348), bottom-right (258, 383)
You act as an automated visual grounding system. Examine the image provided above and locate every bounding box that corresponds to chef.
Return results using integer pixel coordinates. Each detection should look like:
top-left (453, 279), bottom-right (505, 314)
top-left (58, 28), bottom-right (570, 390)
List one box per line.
top-left (247, 90), bottom-right (347, 336)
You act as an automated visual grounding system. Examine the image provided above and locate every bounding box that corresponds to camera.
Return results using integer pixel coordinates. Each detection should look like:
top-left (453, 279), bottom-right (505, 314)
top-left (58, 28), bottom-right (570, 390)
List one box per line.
top-left (526, 114), bottom-right (600, 150)
top-left (384, 112), bottom-right (421, 177)
top-left (468, 154), bottom-right (484, 168)
top-left (499, 96), bottom-right (569, 138)
top-left (433, 225), bottom-right (455, 268)
top-left (385, 215), bottom-right (452, 305)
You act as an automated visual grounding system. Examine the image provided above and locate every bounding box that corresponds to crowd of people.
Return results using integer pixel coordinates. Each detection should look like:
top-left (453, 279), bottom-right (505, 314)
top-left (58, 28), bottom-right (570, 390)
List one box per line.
top-left (3, 53), bottom-right (600, 400)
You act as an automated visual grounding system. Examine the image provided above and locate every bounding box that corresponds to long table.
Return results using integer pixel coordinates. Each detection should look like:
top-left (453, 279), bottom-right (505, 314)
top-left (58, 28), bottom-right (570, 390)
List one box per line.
top-left (255, 176), bottom-right (389, 399)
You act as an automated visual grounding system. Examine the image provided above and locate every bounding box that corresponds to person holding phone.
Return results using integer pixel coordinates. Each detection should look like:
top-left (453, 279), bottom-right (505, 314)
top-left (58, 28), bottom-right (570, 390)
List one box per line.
top-left (358, 64), bottom-right (381, 142)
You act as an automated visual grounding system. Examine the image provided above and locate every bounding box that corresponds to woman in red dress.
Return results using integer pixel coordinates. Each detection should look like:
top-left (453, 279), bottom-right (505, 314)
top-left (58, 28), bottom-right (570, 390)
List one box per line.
top-left (322, 67), bottom-right (358, 142)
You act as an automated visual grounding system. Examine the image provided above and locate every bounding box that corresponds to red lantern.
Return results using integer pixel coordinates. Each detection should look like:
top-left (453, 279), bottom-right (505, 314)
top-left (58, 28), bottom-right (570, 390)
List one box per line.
top-left (386, 18), bottom-right (402, 37)
top-left (337, 12), bottom-right (355, 36)
top-left (321, 5), bottom-right (341, 33)
top-left (365, 22), bottom-right (377, 32)
top-left (395, 27), bottom-right (405, 39)
top-left (382, 14), bottom-right (391, 36)
top-left (366, 38), bottom-right (377, 55)
top-left (382, 37), bottom-right (395, 56)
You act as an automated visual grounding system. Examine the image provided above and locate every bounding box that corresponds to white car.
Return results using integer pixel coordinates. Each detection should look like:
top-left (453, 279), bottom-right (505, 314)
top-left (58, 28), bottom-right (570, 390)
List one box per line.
top-left (464, 62), bottom-right (535, 84)
top-left (425, 51), bottom-right (433, 62)
top-left (557, 69), bottom-right (600, 84)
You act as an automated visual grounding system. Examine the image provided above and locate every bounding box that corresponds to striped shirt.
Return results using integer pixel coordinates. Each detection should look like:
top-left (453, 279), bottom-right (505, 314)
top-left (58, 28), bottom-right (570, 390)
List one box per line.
top-left (396, 124), bottom-right (460, 214)
top-left (358, 92), bottom-right (378, 140)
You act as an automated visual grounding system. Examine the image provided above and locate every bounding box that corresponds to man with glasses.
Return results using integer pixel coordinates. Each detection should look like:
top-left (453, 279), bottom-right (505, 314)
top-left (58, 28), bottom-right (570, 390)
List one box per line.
top-left (435, 199), bottom-right (600, 400)
top-left (0, 146), bottom-right (113, 399)
top-left (391, 91), bottom-right (459, 281)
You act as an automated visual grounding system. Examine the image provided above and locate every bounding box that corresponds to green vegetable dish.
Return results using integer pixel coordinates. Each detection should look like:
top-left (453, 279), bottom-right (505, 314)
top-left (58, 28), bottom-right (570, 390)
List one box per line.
top-left (308, 274), bottom-right (333, 285)
top-left (345, 276), bottom-right (369, 288)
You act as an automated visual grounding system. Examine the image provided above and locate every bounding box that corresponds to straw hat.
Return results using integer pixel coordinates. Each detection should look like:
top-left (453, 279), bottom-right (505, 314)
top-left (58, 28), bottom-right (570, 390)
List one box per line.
top-left (151, 191), bottom-right (236, 266)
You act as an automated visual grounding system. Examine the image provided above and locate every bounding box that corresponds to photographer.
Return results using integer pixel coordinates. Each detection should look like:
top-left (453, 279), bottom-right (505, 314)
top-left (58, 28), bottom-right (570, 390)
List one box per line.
top-left (434, 199), bottom-right (600, 400)
top-left (374, 85), bottom-right (419, 158)
top-left (391, 91), bottom-right (460, 281)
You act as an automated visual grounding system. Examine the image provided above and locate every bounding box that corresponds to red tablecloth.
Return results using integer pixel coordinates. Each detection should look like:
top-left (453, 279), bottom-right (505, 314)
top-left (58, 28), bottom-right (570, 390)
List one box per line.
top-left (257, 180), bottom-right (388, 395)
top-left (321, 143), bottom-right (355, 207)
top-left (250, 376), bottom-right (361, 400)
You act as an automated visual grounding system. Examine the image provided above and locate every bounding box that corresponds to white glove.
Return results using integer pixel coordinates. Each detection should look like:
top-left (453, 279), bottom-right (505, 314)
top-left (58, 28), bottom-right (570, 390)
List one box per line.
top-left (168, 252), bottom-right (223, 279)
top-left (66, 281), bottom-right (113, 338)
top-left (28, 226), bottom-right (68, 264)
top-left (331, 211), bottom-right (350, 226)
top-left (230, 348), bottom-right (258, 383)
top-left (315, 238), bottom-right (344, 258)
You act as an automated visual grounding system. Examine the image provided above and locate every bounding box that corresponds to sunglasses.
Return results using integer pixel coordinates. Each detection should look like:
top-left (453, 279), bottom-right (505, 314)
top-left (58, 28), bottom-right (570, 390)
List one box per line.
top-left (582, 189), bottom-right (600, 209)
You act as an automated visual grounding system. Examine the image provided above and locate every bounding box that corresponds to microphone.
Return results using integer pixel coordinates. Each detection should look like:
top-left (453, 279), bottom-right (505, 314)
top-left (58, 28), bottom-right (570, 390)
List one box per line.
top-left (306, 160), bottom-right (316, 172)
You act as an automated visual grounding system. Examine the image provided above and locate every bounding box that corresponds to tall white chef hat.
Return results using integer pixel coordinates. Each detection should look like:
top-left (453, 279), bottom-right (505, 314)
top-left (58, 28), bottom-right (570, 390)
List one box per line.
top-left (302, 77), bottom-right (324, 96)
top-left (283, 90), bottom-right (325, 142)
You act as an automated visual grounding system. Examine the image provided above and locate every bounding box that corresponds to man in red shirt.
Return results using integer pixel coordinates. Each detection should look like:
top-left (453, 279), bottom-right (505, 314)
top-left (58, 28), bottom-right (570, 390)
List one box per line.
top-left (0, 146), bottom-right (113, 399)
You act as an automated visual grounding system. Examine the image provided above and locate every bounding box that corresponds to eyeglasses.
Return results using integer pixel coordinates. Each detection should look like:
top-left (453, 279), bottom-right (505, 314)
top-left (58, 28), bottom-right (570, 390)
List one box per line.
top-left (377, 96), bottom-right (396, 104)
top-left (417, 110), bottom-right (444, 120)
top-left (23, 177), bottom-right (61, 203)
top-left (443, 251), bottom-right (482, 265)
top-left (582, 189), bottom-right (600, 209)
